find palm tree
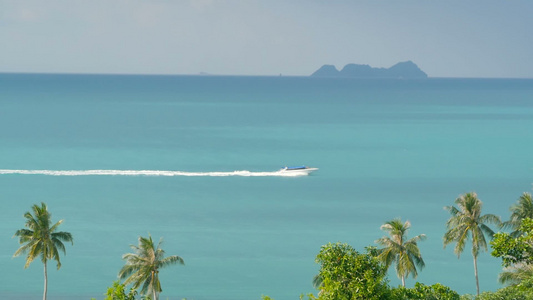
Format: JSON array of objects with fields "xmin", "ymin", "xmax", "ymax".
[
  {"xmin": 119, "ymin": 234, "xmax": 184, "ymax": 300},
  {"xmin": 13, "ymin": 202, "xmax": 74, "ymax": 300},
  {"xmin": 375, "ymin": 218, "xmax": 426, "ymax": 287},
  {"xmin": 443, "ymin": 192, "xmax": 501, "ymax": 295},
  {"xmin": 504, "ymin": 192, "xmax": 533, "ymax": 237},
  {"xmin": 498, "ymin": 263, "xmax": 533, "ymax": 286}
]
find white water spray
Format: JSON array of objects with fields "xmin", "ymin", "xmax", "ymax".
[{"xmin": 0, "ymin": 169, "xmax": 310, "ymax": 177}]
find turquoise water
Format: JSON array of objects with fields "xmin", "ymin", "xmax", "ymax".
[{"xmin": 1, "ymin": 74, "xmax": 532, "ymax": 299}]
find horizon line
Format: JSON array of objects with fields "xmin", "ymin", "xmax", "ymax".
[{"xmin": 1, "ymin": 71, "xmax": 532, "ymax": 80}]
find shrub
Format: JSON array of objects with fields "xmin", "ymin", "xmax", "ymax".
[
  {"xmin": 314, "ymin": 242, "xmax": 390, "ymax": 300},
  {"xmin": 390, "ymin": 282, "xmax": 460, "ymax": 300}
]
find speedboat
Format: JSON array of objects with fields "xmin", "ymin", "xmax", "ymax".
[{"xmin": 279, "ymin": 166, "xmax": 318, "ymax": 175}]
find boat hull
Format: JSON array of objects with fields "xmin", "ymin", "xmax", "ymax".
[{"xmin": 279, "ymin": 167, "xmax": 318, "ymax": 175}]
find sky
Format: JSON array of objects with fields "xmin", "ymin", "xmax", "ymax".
[{"xmin": 1, "ymin": 0, "xmax": 532, "ymax": 78}]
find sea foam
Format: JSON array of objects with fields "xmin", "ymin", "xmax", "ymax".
[{"xmin": 0, "ymin": 169, "xmax": 308, "ymax": 177}]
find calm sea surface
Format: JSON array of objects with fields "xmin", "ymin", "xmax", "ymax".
[{"xmin": 1, "ymin": 74, "xmax": 532, "ymax": 299}]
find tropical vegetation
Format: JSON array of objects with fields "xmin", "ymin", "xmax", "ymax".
[
  {"xmin": 375, "ymin": 218, "xmax": 426, "ymax": 287},
  {"xmin": 13, "ymin": 202, "xmax": 74, "ymax": 300},
  {"xmin": 390, "ymin": 282, "xmax": 460, "ymax": 300},
  {"xmin": 312, "ymin": 242, "xmax": 390, "ymax": 300},
  {"xmin": 12, "ymin": 191, "xmax": 533, "ymax": 299},
  {"xmin": 469, "ymin": 277, "xmax": 533, "ymax": 300},
  {"xmin": 101, "ymin": 280, "xmax": 137, "ymax": 300},
  {"xmin": 491, "ymin": 218, "xmax": 533, "ymax": 268},
  {"xmin": 503, "ymin": 192, "xmax": 533, "ymax": 237},
  {"xmin": 443, "ymin": 192, "xmax": 501, "ymax": 295},
  {"xmin": 118, "ymin": 234, "xmax": 184, "ymax": 300},
  {"xmin": 295, "ymin": 242, "xmax": 459, "ymax": 300},
  {"xmin": 491, "ymin": 217, "xmax": 533, "ymax": 287}
]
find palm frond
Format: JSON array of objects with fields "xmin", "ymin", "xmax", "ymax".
[
  {"xmin": 480, "ymin": 214, "xmax": 501, "ymax": 228},
  {"xmin": 52, "ymin": 238, "xmax": 67, "ymax": 255},
  {"xmin": 140, "ymin": 274, "xmax": 153, "ymax": 295},
  {"xmin": 505, "ymin": 193, "xmax": 533, "ymax": 236},
  {"xmin": 119, "ymin": 264, "xmax": 138, "ymax": 280},
  {"xmin": 444, "ymin": 205, "xmax": 460, "ymax": 216},
  {"xmin": 498, "ymin": 263, "xmax": 533, "ymax": 285},
  {"xmin": 407, "ymin": 234, "xmax": 426, "ymax": 244},
  {"xmin": 13, "ymin": 240, "xmax": 36, "ymax": 257},
  {"xmin": 376, "ymin": 218, "xmax": 425, "ymax": 284},
  {"xmin": 52, "ymin": 230, "xmax": 73, "ymax": 243},
  {"xmin": 478, "ymin": 223, "xmax": 496, "ymax": 240},
  {"xmin": 28, "ymin": 238, "xmax": 44, "ymax": 267},
  {"xmin": 49, "ymin": 219, "xmax": 64, "ymax": 233},
  {"xmin": 13, "ymin": 202, "xmax": 73, "ymax": 276},
  {"xmin": 119, "ymin": 234, "xmax": 184, "ymax": 299},
  {"xmin": 444, "ymin": 192, "xmax": 503, "ymax": 297},
  {"xmin": 14, "ymin": 228, "xmax": 34, "ymax": 238},
  {"xmin": 312, "ymin": 274, "xmax": 323, "ymax": 289},
  {"xmin": 51, "ymin": 243, "xmax": 62, "ymax": 269},
  {"xmin": 159, "ymin": 255, "xmax": 184, "ymax": 267}
]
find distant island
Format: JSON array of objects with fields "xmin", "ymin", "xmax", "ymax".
[{"xmin": 311, "ymin": 61, "xmax": 428, "ymax": 79}]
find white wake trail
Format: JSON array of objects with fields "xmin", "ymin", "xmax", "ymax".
[{"xmin": 0, "ymin": 169, "xmax": 308, "ymax": 177}]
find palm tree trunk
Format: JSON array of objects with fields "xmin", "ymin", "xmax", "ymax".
[
  {"xmin": 401, "ymin": 275, "xmax": 405, "ymax": 287},
  {"xmin": 43, "ymin": 260, "xmax": 48, "ymax": 300},
  {"xmin": 473, "ymin": 255, "xmax": 480, "ymax": 295},
  {"xmin": 151, "ymin": 271, "xmax": 157, "ymax": 300}
]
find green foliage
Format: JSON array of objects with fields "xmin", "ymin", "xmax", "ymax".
[
  {"xmin": 13, "ymin": 202, "xmax": 74, "ymax": 300},
  {"xmin": 105, "ymin": 280, "xmax": 137, "ymax": 300},
  {"xmin": 443, "ymin": 193, "xmax": 500, "ymax": 259},
  {"xmin": 504, "ymin": 192, "xmax": 533, "ymax": 237},
  {"xmin": 300, "ymin": 293, "xmax": 317, "ymax": 300},
  {"xmin": 443, "ymin": 192, "xmax": 501, "ymax": 295},
  {"xmin": 375, "ymin": 218, "xmax": 426, "ymax": 286},
  {"xmin": 390, "ymin": 282, "xmax": 460, "ymax": 300},
  {"xmin": 491, "ymin": 232, "xmax": 527, "ymax": 267},
  {"xmin": 364, "ymin": 246, "xmax": 379, "ymax": 257},
  {"xmin": 119, "ymin": 234, "xmax": 184, "ymax": 300},
  {"xmin": 497, "ymin": 263, "xmax": 533, "ymax": 285},
  {"xmin": 13, "ymin": 202, "xmax": 74, "ymax": 269},
  {"xmin": 314, "ymin": 242, "xmax": 390, "ymax": 300},
  {"xmin": 474, "ymin": 281, "xmax": 533, "ymax": 300},
  {"xmin": 491, "ymin": 218, "xmax": 533, "ymax": 267}
]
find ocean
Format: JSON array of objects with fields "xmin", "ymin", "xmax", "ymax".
[{"xmin": 1, "ymin": 74, "xmax": 532, "ymax": 299}]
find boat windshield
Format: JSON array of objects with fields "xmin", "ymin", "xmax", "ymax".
[{"xmin": 286, "ymin": 166, "xmax": 306, "ymax": 170}]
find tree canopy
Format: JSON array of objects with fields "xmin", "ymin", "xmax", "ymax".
[
  {"xmin": 504, "ymin": 192, "xmax": 533, "ymax": 237},
  {"xmin": 443, "ymin": 192, "xmax": 501, "ymax": 295},
  {"xmin": 375, "ymin": 218, "xmax": 426, "ymax": 286},
  {"xmin": 492, "ymin": 218, "xmax": 533, "ymax": 267},
  {"xmin": 13, "ymin": 202, "xmax": 73, "ymax": 300},
  {"xmin": 313, "ymin": 242, "xmax": 390, "ymax": 300},
  {"xmin": 118, "ymin": 234, "xmax": 184, "ymax": 300}
]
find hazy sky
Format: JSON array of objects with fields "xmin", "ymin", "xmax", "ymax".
[{"xmin": 1, "ymin": 0, "xmax": 532, "ymax": 77}]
